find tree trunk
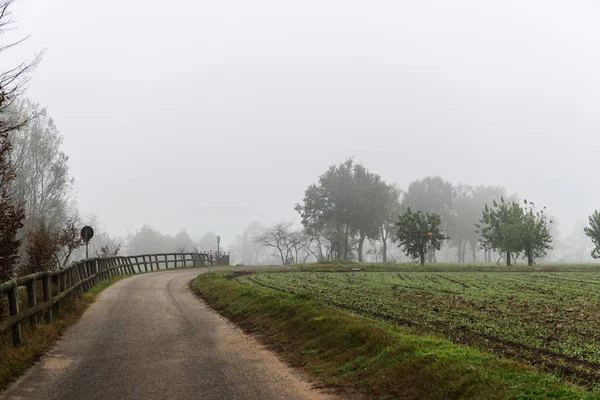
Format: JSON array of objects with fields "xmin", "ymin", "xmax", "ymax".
[
  {"xmin": 462, "ymin": 242, "xmax": 467, "ymax": 264},
  {"xmin": 506, "ymin": 251, "xmax": 512, "ymax": 266},
  {"xmin": 343, "ymin": 226, "xmax": 349, "ymax": 260},
  {"xmin": 278, "ymin": 247, "xmax": 286, "ymax": 265},
  {"xmin": 457, "ymin": 239, "xmax": 462, "ymax": 263},
  {"xmin": 472, "ymin": 244, "xmax": 476, "ymax": 263},
  {"xmin": 315, "ymin": 236, "xmax": 324, "ymax": 262},
  {"xmin": 382, "ymin": 238, "xmax": 387, "ymax": 263},
  {"xmin": 357, "ymin": 233, "xmax": 366, "ymax": 263},
  {"xmin": 420, "ymin": 252, "xmax": 425, "ymax": 266}
]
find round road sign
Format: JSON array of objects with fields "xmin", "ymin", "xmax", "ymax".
[{"xmin": 81, "ymin": 226, "xmax": 94, "ymax": 242}]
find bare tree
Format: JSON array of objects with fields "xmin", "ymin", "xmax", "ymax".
[
  {"xmin": 255, "ymin": 221, "xmax": 318, "ymax": 265},
  {"xmin": 24, "ymin": 217, "xmax": 56, "ymax": 274},
  {"xmin": 0, "ymin": 0, "xmax": 43, "ymax": 134},
  {"xmin": 55, "ymin": 213, "xmax": 84, "ymax": 267},
  {"xmin": 0, "ymin": 120, "xmax": 23, "ymax": 280},
  {"xmin": 11, "ymin": 100, "xmax": 74, "ymax": 236},
  {"xmin": 98, "ymin": 242, "xmax": 122, "ymax": 258},
  {"xmin": 256, "ymin": 221, "xmax": 296, "ymax": 265},
  {"xmin": 0, "ymin": 0, "xmax": 41, "ymax": 282}
]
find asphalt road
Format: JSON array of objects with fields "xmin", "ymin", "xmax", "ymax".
[{"xmin": 1, "ymin": 267, "xmax": 333, "ymax": 400}]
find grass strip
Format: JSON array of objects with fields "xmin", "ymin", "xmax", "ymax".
[
  {"xmin": 0, "ymin": 275, "xmax": 130, "ymax": 391},
  {"xmin": 192, "ymin": 271, "xmax": 599, "ymax": 400}
]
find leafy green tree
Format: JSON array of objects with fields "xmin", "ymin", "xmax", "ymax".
[
  {"xmin": 296, "ymin": 159, "xmax": 394, "ymax": 262},
  {"xmin": 584, "ymin": 211, "xmax": 600, "ymax": 259},
  {"xmin": 295, "ymin": 159, "xmax": 355, "ymax": 260},
  {"xmin": 477, "ymin": 198, "xmax": 552, "ymax": 266},
  {"xmin": 402, "ymin": 176, "xmax": 453, "ymax": 262},
  {"xmin": 402, "ymin": 176, "xmax": 453, "ymax": 217},
  {"xmin": 351, "ymin": 163, "xmax": 397, "ymax": 262},
  {"xmin": 395, "ymin": 208, "xmax": 446, "ymax": 266},
  {"xmin": 476, "ymin": 198, "xmax": 523, "ymax": 266},
  {"xmin": 519, "ymin": 202, "xmax": 553, "ymax": 266}
]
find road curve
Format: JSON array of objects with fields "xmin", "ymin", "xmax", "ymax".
[{"xmin": 1, "ymin": 267, "xmax": 334, "ymax": 400}]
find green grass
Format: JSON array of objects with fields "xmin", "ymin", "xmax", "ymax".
[
  {"xmin": 192, "ymin": 271, "xmax": 599, "ymax": 399},
  {"xmin": 0, "ymin": 275, "xmax": 130, "ymax": 391},
  {"xmin": 240, "ymin": 268, "xmax": 600, "ymax": 387}
]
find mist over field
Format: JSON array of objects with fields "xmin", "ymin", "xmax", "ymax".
[
  {"xmin": 4, "ymin": 0, "xmax": 600, "ymax": 265},
  {"xmin": 7, "ymin": 4, "xmax": 600, "ymax": 397}
]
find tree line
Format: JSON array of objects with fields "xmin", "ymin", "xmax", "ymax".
[{"xmin": 251, "ymin": 158, "xmax": 600, "ymax": 267}]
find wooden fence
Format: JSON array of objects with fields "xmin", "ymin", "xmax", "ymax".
[{"xmin": 0, "ymin": 252, "xmax": 213, "ymax": 346}]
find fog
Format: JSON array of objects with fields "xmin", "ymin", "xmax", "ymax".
[{"xmin": 6, "ymin": 0, "xmax": 600, "ymax": 260}]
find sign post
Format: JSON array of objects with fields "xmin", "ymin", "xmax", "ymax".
[{"xmin": 81, "ymin": 226, "xmax": 94, "ymax": 259}]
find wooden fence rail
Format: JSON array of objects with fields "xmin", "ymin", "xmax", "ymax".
[{"xmin": 0, "ymin": 252, "xmax": 213, "ymax": 346}]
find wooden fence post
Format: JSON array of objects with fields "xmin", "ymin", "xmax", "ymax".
[
  {"xmin": 43, "ymin": 276, "xmax": 52, "ymax": 323},
  {"xmin": 66, "ymin": 268, "xmax": 72, "ymax": 290},
  {"xmin": 80, "ymin": 263, "xmax": 86, "ymax": 291},
  {"xmin": 88, "ymin": 260, "xmax": 93, "ymax": 284},
  {"xmin": 8, "ymin": 285, "xmax": 21, "ymax": 346},
  {"xmin": 120, "ymin": 258, "xmax": 125, "ymax": 275},
  {"xmin": 93, "ymin": 260, "xmax": 99, "ymax": 284},
  {"xmin": 79, "ymin": 263, "xmax": 86, "ymax": 291},
  {"xmin": 62, "ymin": 271, "xmax": 67, "ymax": 296},
  {"xmin": 26, "ymin": 279, "xmax": 37, "ymax": 327},
  {"xmin": 131, "ymin": 257, "xmax": 137, "ymax": 274},
  {"xmin": 55, "ymin": 272, "xmax": 62, "ymax": 318},
  {"xmin": 88, "ymin": 260, "xmax": 94, "ymax": 286}
]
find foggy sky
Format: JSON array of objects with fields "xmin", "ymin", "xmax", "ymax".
[{"xmin": 6, "ymin": 0, "xmax": 600, "ymax": 245}]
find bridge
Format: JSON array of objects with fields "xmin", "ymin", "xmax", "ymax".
[{"xmin": 0, "ymin": 254, "xmax": 328, "ymax": 400}]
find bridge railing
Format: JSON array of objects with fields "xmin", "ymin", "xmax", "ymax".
[{"xmin": 0, "ymin": 252, "xmax": 212, "ymax": 347}]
